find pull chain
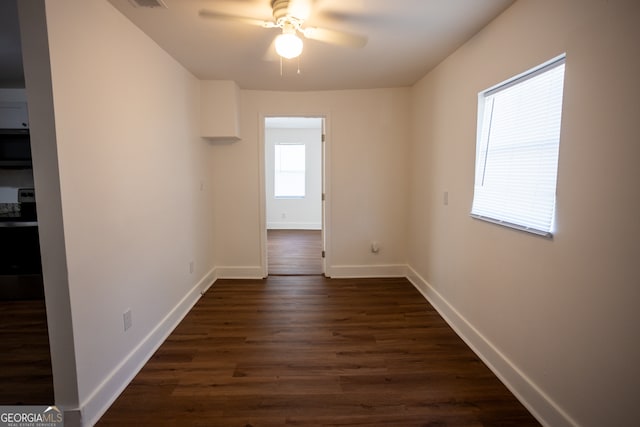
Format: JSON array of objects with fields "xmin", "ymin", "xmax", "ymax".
[{"xmin": 278, "ymin": 57, "xmax": 302, "ymax": 77}]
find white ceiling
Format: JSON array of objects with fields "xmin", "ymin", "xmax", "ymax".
[{"xmin": 107, "ymin": 0, "xmax": 515, "ymax": 91}]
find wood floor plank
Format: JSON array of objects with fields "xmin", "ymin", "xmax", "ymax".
[
  {"xmin": 98, "ymin": 276, "xmax": 540, "ymax": 426},
  {"xmin": 0, "ymin": 299, "xmax": 54, "ymax": 405},
  {"xmin": 268, "ymin": 229, "xmax": 323, "ymax": 275}
]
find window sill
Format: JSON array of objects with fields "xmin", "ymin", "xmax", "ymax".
[{"xmin": 470, "ymin": 213, "xmax": 553, "ymax": 239}]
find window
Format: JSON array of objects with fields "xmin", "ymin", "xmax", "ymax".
[
  {"xmin": 274, "ymin": 143, "xmax": 306, "ymax": 198},
  {"xmin": 471, "ymin": 55, "xmax": 566, "ymax": 237}
]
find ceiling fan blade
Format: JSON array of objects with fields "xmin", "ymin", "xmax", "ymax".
[
  {"xmin": 263, "ymin": 37, "xmax": 280, "ymax": 62},
  {"xmin": 198, "ymin": 9, "xmax": 275, "ymax": 28},
  {"xmin": 302, "ymin": 27, "xmax": 368, "ymax": 48}
]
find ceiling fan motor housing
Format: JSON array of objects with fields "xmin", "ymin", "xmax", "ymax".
[
  {"xmin": 271, "ymin": 0, "xmax": 291, "ymax": 22},
  {"xmin": 271, "ymin": 0, "xmax": 306, "ymax": 35}
]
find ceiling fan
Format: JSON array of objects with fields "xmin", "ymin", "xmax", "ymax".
[{"xmin": 198, "ymin": 0, "xmax": 368, "ymax": 60}]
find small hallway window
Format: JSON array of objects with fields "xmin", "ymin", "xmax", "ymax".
[{"xmin": 274, "ymin": 143, "xmax": 306, "ymax": 198}]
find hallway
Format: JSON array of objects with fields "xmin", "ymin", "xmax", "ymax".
[{"xmin": 267, "ymin": 229, "xmax": 323, "ymax": 275}]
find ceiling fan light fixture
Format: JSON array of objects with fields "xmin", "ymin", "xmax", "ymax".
[{"xmin": 275, "ymin": 32, "xmax": 303, "ymax": 59}]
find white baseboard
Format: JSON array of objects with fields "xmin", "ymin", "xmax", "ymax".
[
  {"xmin": 78, "ymin": 262, "xmax": 574, "ymax": 427},
  {"xmin": 327, "ymin": 264, "xmax": 407, "ymax": 278},
  {"xmin": 405, "ymin": 266, "xmax": 577, "ymax": 427},
  {"xmin": 200, "ymin": 268, "xmax": 218, "ymax": 294},
  {"xmin": 62, "ymin": 410, "xmax": 81, "ymax": 427},
  {"xmin": 267, "ymin": 222, "xmax": 322, "ymax": 230},
  {"xmin": 81, "ymin": 267, "xmax": 217, "ymax": 426},
  {"xmin": 213, "ymin": 264, "xmax": 406, "ymax": 279},
  {"xmin": 213, "ymin": 266, "xmax": 265, "ymax": 279}
]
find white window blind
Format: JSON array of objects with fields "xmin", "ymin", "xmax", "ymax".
[
  {"xmin": 274, "ymin": 143, "xmax": 306, "ymax": 198},
  {"xmin": 471, "ymin": 56, "xmax": 566, "ymax": 237}
]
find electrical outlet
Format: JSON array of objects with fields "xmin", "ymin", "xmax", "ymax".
[
  {"xmin": 123, "ymin": 309, "xmax": 132, "ymax": 332},
  {"xmin": 443, "ymin": 191, "xmax": 449, "ymax": 206},
  {"xmin": 281, "ymin": 212, "xmax": 286, "ymax": 219},
  {"xmin": 189, "ymin": 261, "xmax": 194, "ymax": 274}
]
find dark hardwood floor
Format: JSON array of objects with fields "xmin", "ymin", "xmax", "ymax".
[
  {"xmin": 267, "ymin": 229, "xmax": 323, "ymax": 275},
  {"xmin": 98, "ymin": 276, "xmax": 540, "ymax": 426},
  {"xmin": 0, "ymin": 298, "xmax": 54, "ymax": 405}
]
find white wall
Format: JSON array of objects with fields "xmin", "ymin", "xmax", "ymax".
[
  {"xmin": 407, "ymin": 0, "xmax": 640, "ymax": 426},
  {"xmin": 18, "ymin": 0, "xmax": 80, "ymax": 417},
  {"xmin": 210, "ymin": 89, "xmax": 410, "ymax": 278},
  {"xmin": 19, "ymin": 0, "xmax": 639, "ymax": 425},
  {"xmin": 20, "ymin": 0, "xmax": 216, "ymax": 424},
  {"xmin": 265, "ymin": 125, "xmax": 322, "ymax": 230}
]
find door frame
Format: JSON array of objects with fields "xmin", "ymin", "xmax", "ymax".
[{"xmin": 258, "ymin": 113, "xmax": 330, "ymax": 277}]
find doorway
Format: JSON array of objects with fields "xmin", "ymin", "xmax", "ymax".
[
  {"xmin": 0, "ymin": 0, "xmax": 54, "ymax": 405},
  {"xmin": 264, "ymin": 116, "xmax": 324, "ymax": 276}
]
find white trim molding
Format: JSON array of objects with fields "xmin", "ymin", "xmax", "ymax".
[
  {"xmin": 327, "ymin": 264, "xmax": 407, "ymax": 278},
  {"xmin": 405, "ymin": 266, "xmax": 578, "ymax": 427},
  {"xmin": 267, "ymin": 222, "xmax": 322, "ymax": 230},
  {"xmin": 82, "ymin": 267, "xmax": 217, "ymax": 426},
  {"xmin": 80, "ymin": 263, "xmax": 577, "ymax": 427},
  {"xmin": 213, "ymin": 266, "xmax": 266, "ymax": 279}
]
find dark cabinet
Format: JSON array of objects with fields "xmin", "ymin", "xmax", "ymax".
[{"xmin": 0, "ymin": 225, "xmax": 42, "ymax": 275}]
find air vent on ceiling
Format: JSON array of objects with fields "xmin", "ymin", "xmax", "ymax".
[{"xmin": 128, "ymin": 0, "xmax": 167, "ymax": 8}]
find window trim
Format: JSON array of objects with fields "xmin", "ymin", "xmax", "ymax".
[
  {"xmin": 274, "ymin": 142, "xmax": 306, "ymax": 199},
  {"xmin": 469, "ymin": 213, "xmax": 554, "ymax": 238},
  {"xmin": 470, "ymin": 54, "xmax": 566, "ymax": 238},
  {"xmin": 484, "ymin": 55, "xmax": 566, "ymax": 97}
]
